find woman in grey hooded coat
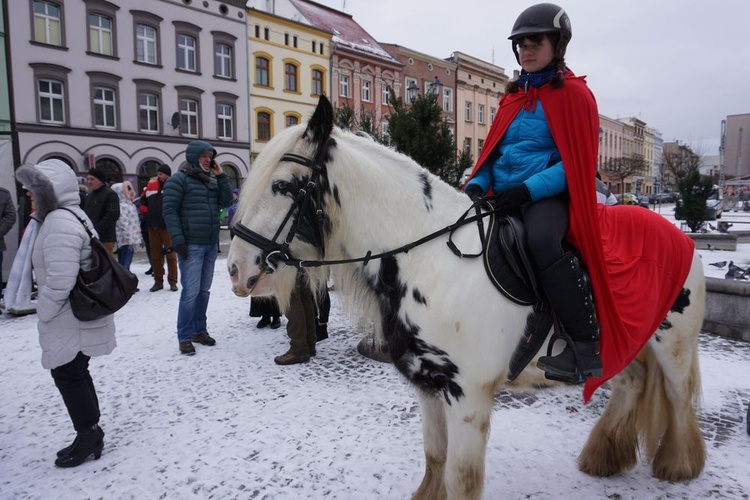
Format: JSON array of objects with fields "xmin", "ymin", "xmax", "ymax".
[{"xmin": 16, "ymin": 159, "xmax": 116, "ymax": 468}]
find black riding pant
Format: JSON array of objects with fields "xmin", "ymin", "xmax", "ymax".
[
  {"xmin": 50, "ymin": 351, "xmax": 101, "ymax": 431},
  {"xmin": 520, "ymin": 193, "xmax": 569, "ymax": 271}
]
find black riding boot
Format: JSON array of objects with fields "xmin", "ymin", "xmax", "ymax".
[
  {"xmin": 54, "ymin": 424, "xmax": 104, "ymax": 467},
  {"xmin": 536, "ymin": 252, "xmax": 603, "ymax": 381},
  {"xmin": 57, "ymin": 424, "xmax": 104, "ymax": 458}
]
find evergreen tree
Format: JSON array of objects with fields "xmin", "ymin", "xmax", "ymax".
[{"xmin": 675, "ymin": 169, "xmax": 713, "ymax": 233}]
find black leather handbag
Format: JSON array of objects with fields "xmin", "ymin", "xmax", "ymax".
[{"xmin": 62, "ymin": 208, "xmax": 139, "ymax": 321}]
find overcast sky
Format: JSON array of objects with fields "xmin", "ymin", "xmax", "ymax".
[{"xmin": 314, "ymin": 0, "xmax": 750, "ymax": 156}]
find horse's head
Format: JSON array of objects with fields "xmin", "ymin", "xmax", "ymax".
[{"xmin": 227, "ymin": 95, "xmax": 335, "ymax": 310}]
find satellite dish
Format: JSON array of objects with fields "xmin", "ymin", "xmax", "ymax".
[{"xmin": 170, "ymin": 112, "xmax": 180, "ymax": 129}]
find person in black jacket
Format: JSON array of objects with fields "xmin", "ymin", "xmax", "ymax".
[
  {"xmin": 83, "ymin": 169, "xmax": 120, "ymax": 254},
  {"xmin": 142, "ymin": 164, "xmax": 178, "ymax": 292}
]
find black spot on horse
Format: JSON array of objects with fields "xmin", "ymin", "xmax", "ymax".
[
  {"xmin": 658, "ymin": 318, "xmax": 673, "ymax": 332},
  {"xmin": 332, "ymin": 184, "xmax": 341, "ymax": 207},
  {"xmin": 670, "ymin": 288, "xmax": 691, "ymax": 315},
  {"xmin": 362, "ymin": 256, "xmax": 463, "ymax": 404},
  {"xmin": 412, "ymin": 288, "xmax": 427, "ymax": 305}
]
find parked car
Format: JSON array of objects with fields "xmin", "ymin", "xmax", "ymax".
[
  {"xmin": 621, "ymin": 193, "xmax": 649, "ymax": 207},
  {"xmin": 649, "ymin": 192, "xmax": 677, "ymax": 204},
  {"xmin": 705, "ymin": 185, "xmax": 723, "ymax": 220}
]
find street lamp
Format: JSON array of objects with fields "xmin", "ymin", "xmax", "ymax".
[
  {"xmin": 406, "ymin": 81, "xmax": 419, "ymax": 104},
  {"xmin": 428, "ymin": 76, "xmax": 442, "ymax": 96}
]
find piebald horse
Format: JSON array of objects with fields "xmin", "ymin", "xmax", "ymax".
[{"xmin": 227, "ymin": 96, "xmax": 706, "ymax": 499}]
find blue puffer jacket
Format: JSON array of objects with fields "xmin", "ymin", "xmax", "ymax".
[
  {"xmin": 466, "ymin": 100, "xmax": 567, "ymax": 202},
  {"xmin": 163, "ymin": 141, "xmax": 232, "ymax": 246}
]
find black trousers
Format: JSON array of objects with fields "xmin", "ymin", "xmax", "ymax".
[
  {"xmin": 521, "ymin": 193, "xmax": 569, "ymax": 271},
  {"xmin": 50, "ymin": 352, "xmax": 100, "ymax": 431},
  {"xmin": 315, "ymin": 288, "xmax": 330, "ymax": 324}
]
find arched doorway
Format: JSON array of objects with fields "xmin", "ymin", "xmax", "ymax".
[
  {"xmin": 137, "ymin": 160, "xmax": 163, "ymax": 194},
  {"xmin": 93, "ymin": 157, "xmax": 123, "ymax": 184}
]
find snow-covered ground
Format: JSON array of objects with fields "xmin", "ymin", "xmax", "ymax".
[{"xmin": 1, "ymin": 205, "xmax": 749, "ymax": 499}]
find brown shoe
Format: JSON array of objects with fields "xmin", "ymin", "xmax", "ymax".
[
  {"xmin": 150, "ymin": 283, "xmax": 163, "ymax": 292},
  {"xmin": 192, "ymin": 332, "xmax": 216, "ymax": 346},
  {"xmin": 274, "ymin": 350, "xmax": 310, "ymax": 365},
  {"xmin": 170, "ymin": 284, "xmax": 178, "ymax": 292},
  {"xmin": 179, "ymin": 341, "xmax": 195, "ymax": 355}
]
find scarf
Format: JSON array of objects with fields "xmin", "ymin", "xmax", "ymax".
[
  {"xmin": 181, "ymin": 164, "xmax": 216, "ymax": 189},
  {"xmin": 4, "ymin": 219, "xmax": 39, "ymax": 315}
]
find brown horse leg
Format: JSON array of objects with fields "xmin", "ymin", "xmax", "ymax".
[
  {"xmin": 579, "ymin": 360, "xmax": 644, "ymax": 477},
  {"xmin": 412, "ymin": 393, "xmax": 447, "ymax": 500}
]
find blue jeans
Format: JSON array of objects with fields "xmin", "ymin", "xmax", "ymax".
[
  {"xmin": 117, "ymin": 245, "xmax": 134, "ymax": 270},
  {"xmin": 176, "ymin": 244, "xmax": 218, "ymax": 342}
]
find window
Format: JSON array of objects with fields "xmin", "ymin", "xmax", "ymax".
[
  {"xmin": 312, "ymin": 41, "xmax": 317, "ymax": 53},
  {"xmin": 138, "ymin": 92, "xmax": 159, "ymax": 132},
  {"xmin": 285, "ymin": 115, "xmax": 299, "ymax": 128},
  {"xmin": 254, "ymin": 25, "xmax": 260, "ymax": 38},
  {"xmin": 463, "ymin": 137, "xmax": 472, "ymax": 154},
  {"xmin": 177, "ymin": 34, "xmax": 197, "ymax": 71},
  {"xmin": 478, "ymin": 104, "xmax": 485, "ymax": 124},
  {"xmin": 478, "ymin": 138, "xmax": 484, "ymax": 158},
  {"xmin": 382, "ymin": 83, "xmax": 391, "ymax": 105},
  {"xmin": 490, "ymin": 107, "xmax": 496, "ymax": 124},
  {"xmin": 93, "ymin": 86, "xmax": 116, "ymax": 128},
  {"xmin": 32, "ymin": 62, "xmax": 70, "ymax": 125},
  {"xmin": 255, "ymin": 57, "xmax": 270, "ymax": 87},
  {"xmin": 135, "ymin": 78, "xmax": 163, "ymax": 133},
  {"xmin": 88, "ymin": 13, "xmax": 114, "ymax": 55},
  {"xmin": 33, "ymin": 0, "xmax": 63, "ymax": 46},
  {"xmin": 257, "ymin": 112, "xmax": 271, "ymax": 141},
  {"xmin": 312, "ymin": 69, "xmax": 323, "ymax": 96},
  {"xmin": 38, "ymin": 79, "xmax": 65, "ymax": 123},
  {"xmin": 284, "ymin": 63, "xmax": 298, "ymax": 92},
  {"xmin": 214, "ymin": 42, "xmax": 233, "ymax": 78},
  {"xmin": 464, "ymin": 101, "xmax": 472, "ymax": 122},
  {"xmin": 135, "ymin": 24, "xmax": 158, "ymax": 64},
  {"xmin": 362, "ymin": 80, "xmax": 371, "ymax": 102},
  {"xmin": 340, "ymin": 74, "xmax": 349, "ymax": 98},
  {"xmin": 264, "ymin": 27, "xmax": 269, "ymax": 40},
  {"xmin": 179, "ymin": 98, "xmax": 199, "ymax": 136},
  {"xmin": 284, "ymin": 33, "xmax": 289, "ymax": 46},
  {"xmin": 443, "ymin": 88, "xmax": 453, "ymax": 112},
  {"xmin": 293, "ymin": 35, "xmax": 298, "ymax": 48},
  {"xmin": 217, "ymin": 104, "xmax": 233, "ymax": 140}
]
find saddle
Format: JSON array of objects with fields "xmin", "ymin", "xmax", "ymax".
[{"xmin": 481, "ymin": 209, "xmax": 554, "ymax": 381}]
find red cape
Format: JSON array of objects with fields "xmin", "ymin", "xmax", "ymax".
[{"xmin": 468, "ymin": 72, "xmax": 695, "ymax": 401}]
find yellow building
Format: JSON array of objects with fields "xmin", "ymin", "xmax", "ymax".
[{"xmin": 247, "ymin": 9, "xmax": 333, "ymax": 161}]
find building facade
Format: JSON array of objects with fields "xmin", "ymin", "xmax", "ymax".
[
  {"xmin": 381, "ymin": 43, "xmax": 457, "ymax": 139},
  {"xmin": 724, "ymin": 113, "xmax": 750, "ymax": 180},
  {"xmin": 447, "ymin": 52, "xmax": 508, "ymax": 165},
  {"xmin": 7, "ymin": 0, "xmax": 250, "ymax": 197},
  {"xmin": 247, "ymin": 7, "xmax": 332, "ymax": 160}
]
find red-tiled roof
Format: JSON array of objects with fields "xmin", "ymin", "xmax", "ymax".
[{"xmin": 289, "ymin": 0, "xmax": 398, "ymax": 65}]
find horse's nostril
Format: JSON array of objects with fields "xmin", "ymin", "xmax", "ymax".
[
  {"xmin": 229, "ymin": 264, "xmax": 238, "ymax": 277},
  {"xmin": 254, "ymin": 255, "xmax": 262, "ymax": 266},
  {"xmin": 247, "ymin": 276, "xmax": 258, "ymax": 290}
]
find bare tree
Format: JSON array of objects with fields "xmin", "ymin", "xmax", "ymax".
[{"xmin": 600, "ymin": 155, "xmax": 648, "ymax": 203}]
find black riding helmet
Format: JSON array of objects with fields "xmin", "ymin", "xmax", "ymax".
[{"xmin": 509, "ymin": 3, "xmax": 572, "ymax": 64}]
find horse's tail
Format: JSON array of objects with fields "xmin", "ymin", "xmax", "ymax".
[{"xmin": 636, "ymin": 342, "xmax": 705, "ymax": 479}]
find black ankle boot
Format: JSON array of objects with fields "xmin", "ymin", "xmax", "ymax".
[
  {"xmin": 536, "ymin": 252, "xmax": 603, "ymax": 380},
  {"xmin": 54, "ymin": 424, "xmax": 104, "ymax": 467},
  {"xmin": 57, "ymin": 425, "xmax": 105, "ymax": 458}
]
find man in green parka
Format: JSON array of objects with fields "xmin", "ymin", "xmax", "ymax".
[{"xmin": 163, "ymin": 140, "xmax": 232, "ymax": 355}]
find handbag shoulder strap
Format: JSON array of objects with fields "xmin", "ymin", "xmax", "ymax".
[{"xmin": 59, "ymin": 207, "xmax": 95, "ymax": 239}]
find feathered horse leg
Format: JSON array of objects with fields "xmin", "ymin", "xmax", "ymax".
[{"xmin": 412, "ymin": 392, "xmax": 447, "ymax": 500}]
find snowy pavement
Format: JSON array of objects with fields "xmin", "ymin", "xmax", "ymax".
[{"xmin": 2, "ymin": 204, "xmax": 750, "ymax": 499}]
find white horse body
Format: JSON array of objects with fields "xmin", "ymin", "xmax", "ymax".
[{"xmin": 228, "ymin": 97, "xmax": 705, "ymax": 499}]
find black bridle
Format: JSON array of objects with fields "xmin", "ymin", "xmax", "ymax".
[{"xmin": 232, "ymin": 147, "xmax": 503, "ymax": 273}]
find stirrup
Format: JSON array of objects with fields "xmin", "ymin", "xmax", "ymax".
[{"xmin": 544, "ymin": 370, "xmax": 585, "ymax": 385}]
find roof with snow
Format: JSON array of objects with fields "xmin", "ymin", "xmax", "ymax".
[{"xmin": 289, "ymin": 0, "xmax": 399, "ymax": 65}]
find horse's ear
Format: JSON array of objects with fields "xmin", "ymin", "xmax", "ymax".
[{"xmin": 304, "ymin": 95, "xmax": 334, "ymax": 145}]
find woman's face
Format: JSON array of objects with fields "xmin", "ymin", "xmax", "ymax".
[{"xmin": 517, "ymin": 35, "xmax": 555, "ymax": 73}]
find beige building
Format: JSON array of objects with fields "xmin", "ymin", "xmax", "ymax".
[
  {"xmin": 723, "ymin": 113, "xmax": 750, "ymax": 180},
  {"xmin": 447, "ymin": 52, "xmax": 508, "ymax": 164},
  {"xmin": 247, "ymin": 8, "xmax": 332, "ymax": 160}
]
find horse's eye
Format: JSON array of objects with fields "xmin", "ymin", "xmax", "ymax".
[{"xmin": 272, "ymin": 180, "xmax": 290, "ymax": 195}]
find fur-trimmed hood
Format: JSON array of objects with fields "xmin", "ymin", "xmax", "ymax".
[{"xmin": 16, "ymin": 160, "xmax": 81, "ymax": 221}]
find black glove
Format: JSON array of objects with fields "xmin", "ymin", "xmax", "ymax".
[
  {"xmin": 174, "ymin": 243, "xmax": 188, "ymax": 259},
  {"xmin": 464, "ymin": 185, "xmax": 485, "ymax": 202},
  {"xmin": 493, "ymin": 185, "xmax": 531, "ymax": 212}
]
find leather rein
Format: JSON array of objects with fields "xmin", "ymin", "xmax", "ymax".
[{"xmin": 231, "ymin": 147, "xmax": 502, "ymax": 273}]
